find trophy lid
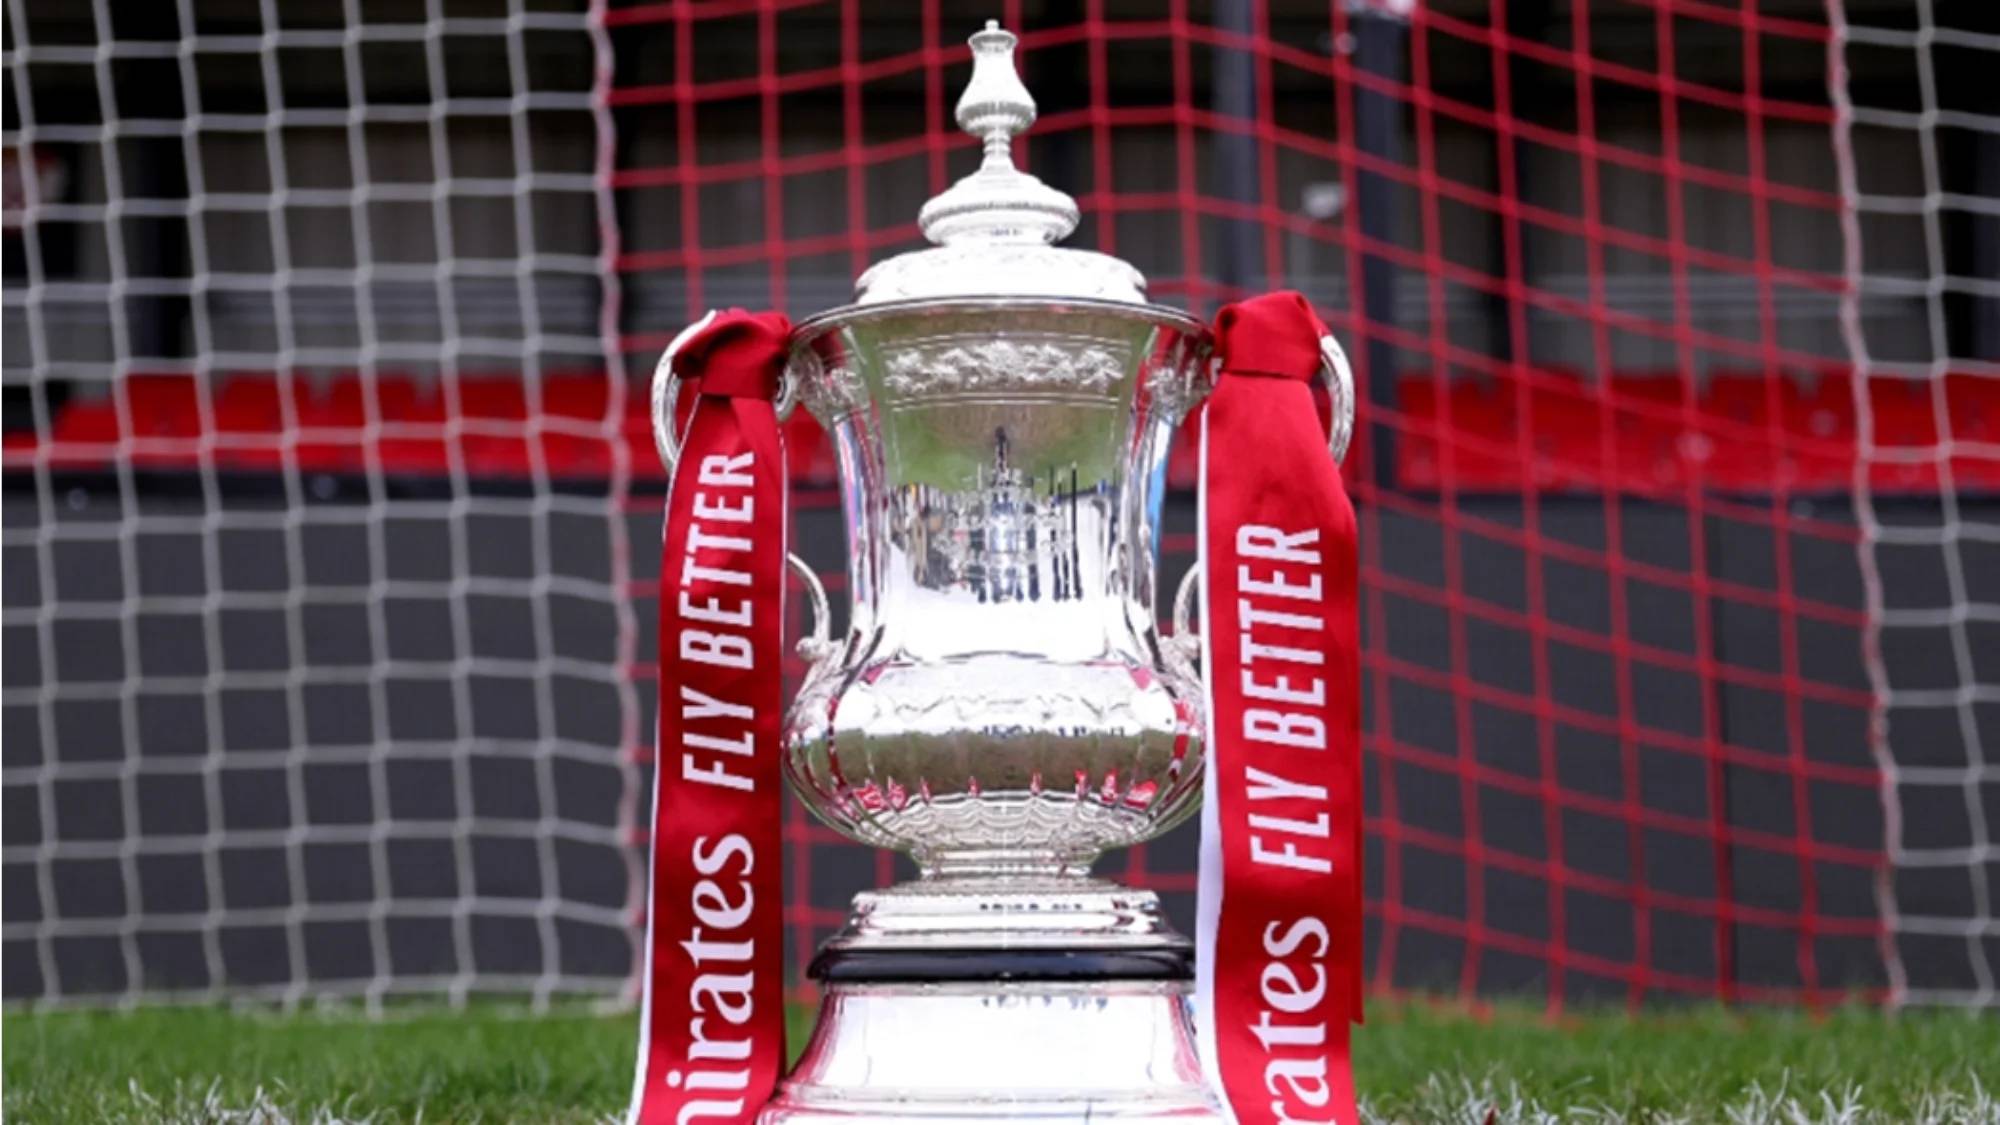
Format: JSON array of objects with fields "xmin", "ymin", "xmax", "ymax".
[{"xmin": 853, "ymin": 22, "xmax": 1148, "ymax": 306}]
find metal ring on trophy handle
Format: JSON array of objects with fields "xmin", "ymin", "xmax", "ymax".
[
  {"xmin": 1319, "ymin": 333, "xmax": 1355, "ymax": 467},
  {"xmin": 651, "ymin": 311, "xmax": 713, "ymax": 471},
  {"xmin": 650, "ymin": 311, "xmax": 798, "ymax": 472}
]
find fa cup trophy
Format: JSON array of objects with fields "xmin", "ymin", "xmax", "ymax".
[{"xmin": 630, "ymin": 22, "xmax": 1361, "ymax": 1125}]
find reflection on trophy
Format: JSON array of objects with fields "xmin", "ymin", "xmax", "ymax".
[{"xmin": 901, "ymin": 427, "xmax": 1091, "ymax": 606}]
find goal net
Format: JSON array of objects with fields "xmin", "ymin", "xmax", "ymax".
[
  {"xmin": 1831, "ymin": 0, "xmax": 1999, "ymax": 1007},
  {"xmin": 4, "ymin": 0, "xmax": 1994, "ymax": 1010}
]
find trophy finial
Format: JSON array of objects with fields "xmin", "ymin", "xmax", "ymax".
[
  {"xmin": 956, "ymin": 22, "xmax": 1036, "ymax": 156},
  {"xmin": 917, "ymin": 21, "xmax": 1079, "ymax": 247}
]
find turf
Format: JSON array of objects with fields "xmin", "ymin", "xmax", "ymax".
[{"xmin": 4, "ymin": 1000, "xmax": 1996, "ymax": 1123}]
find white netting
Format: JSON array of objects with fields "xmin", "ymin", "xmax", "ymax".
[
  {"xmin": 1832, "ymin": 0, "xmax": 2000, "ymax": 1007},
  {"xmin": 2, "ymin": 0, "xmax": 639, "ymax": 1007}
]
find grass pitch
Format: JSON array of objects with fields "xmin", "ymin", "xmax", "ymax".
[{"xmin": 4, "ymin": 1000, "xmax": 1996, "ymax": 1123}]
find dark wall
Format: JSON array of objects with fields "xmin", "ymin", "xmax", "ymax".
[{"xmin": 11, "ymin": 476, "xmax": 1989, "ymax": 1003}]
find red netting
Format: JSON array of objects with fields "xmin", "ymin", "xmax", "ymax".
[{"xmin": 597, "ymin": 0, "xmax": 1897, "ymax": 1009}]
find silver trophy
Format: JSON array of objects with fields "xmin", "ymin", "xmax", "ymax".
[{"xmin": 656, "ymin": 22, "xmax": 1351, "ymax": 1122}]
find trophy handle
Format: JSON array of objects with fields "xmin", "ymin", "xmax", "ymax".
[
  {"xmin": 653, "ymin": 317, "xmax": 827, "ymax": 660},
  {"xmin": 1319, "ymin": 332, "xmax": 1355, "ymax": 467},
  {"xmin": 1168, "ymin": 332, "xmax": 1355, "ymax": 649},
  {"xmin": 1171, "ymin": 561, "xmax": 1202, "ymax": 645},
  {"xmin": 790, "ymin": 552, "xmax": 835, "ymax": 661},
  {"xmin": 651, "ymin": 311, "xmax": 715, "ymax": 470},
  {"xmin": 650, "ymin": 311, "xmax": 800, "ymax": 470}
]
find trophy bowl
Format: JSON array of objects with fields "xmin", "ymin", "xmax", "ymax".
[{"xmin": 783, "ymin": 297, "xmax": 1211, "ymax": 881}]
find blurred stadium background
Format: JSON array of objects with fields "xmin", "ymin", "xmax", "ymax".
[{"xmin": 3, "ymin": 0, "xmax": 1996, "ymax": 1018}]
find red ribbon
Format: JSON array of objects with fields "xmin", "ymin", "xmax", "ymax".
[
  {"xmin": 630, "ymin": 309, "xmax": 793, "ymax": 1125},
  {"xmin": 1195, "ymin": 291, "xmax": 1363, "ymax": 1125}
]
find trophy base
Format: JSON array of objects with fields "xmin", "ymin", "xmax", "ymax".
[{"xmin": 760, "ymin": 880, "xmax": 1225, "ymax": 1124}]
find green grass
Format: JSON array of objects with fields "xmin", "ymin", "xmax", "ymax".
[
  {"xmin": 4, "ymin": 1000, "xmax": 1996, "ymax": 1123},
  {"xmin": 1356, "ymin": 1002, "xmax": 1998, "ymax": 1122}
]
